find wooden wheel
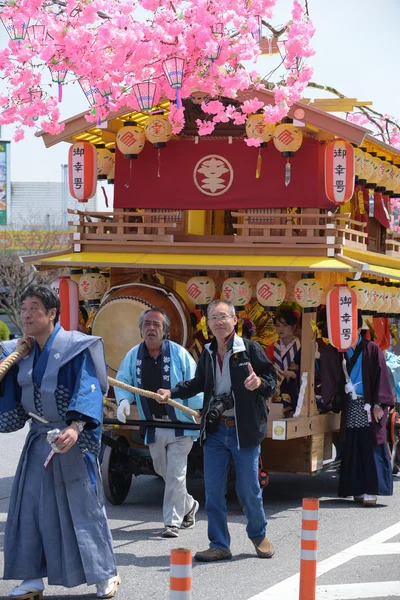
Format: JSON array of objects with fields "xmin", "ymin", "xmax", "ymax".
[{"xmin": 102, "ymin": 436, "xmax": 133, "ymax": 505}]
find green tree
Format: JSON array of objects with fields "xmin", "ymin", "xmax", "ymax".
[{"xmin": 0, "ymin": 319, "xmax": 10, "ymax": 341}]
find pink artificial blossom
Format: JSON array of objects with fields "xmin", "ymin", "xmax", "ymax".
[
  {"xmin": 196, "ymin": 119, "xmax": 216, "ymax": 136},
  {"xmin": 244, "ymin": 137, "xmax": 262, "ymax": 147},
  {"xmin": 0, "ymin": 0, "xmax": 320, "ymax": 141},
  {"xmin": 13, "ymin": 129, "xmax": 25, "ymax": 142}
]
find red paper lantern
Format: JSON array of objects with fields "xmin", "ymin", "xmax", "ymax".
[
  {"xmin": 59, "ymin": 277, "xmax": 79, "ymax": 331},
  {"xmin": 326, "ymin": 285, "xmax": 358, "ymax": 351},
  {"xmin": 325, "ymin": 140, "xmax": 355, "ymax": 205},
  {"xmin": 68, "ymin": 141, "xmax": 97, "ymax": 203}
]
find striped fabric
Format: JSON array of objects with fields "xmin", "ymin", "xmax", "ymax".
[{"xmin": 273, "ymin": 338, "xmax": 300, "ymax": 371}]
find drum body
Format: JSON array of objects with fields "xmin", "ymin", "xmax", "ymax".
[{"xmin": 92, "ymin": 282, "xmax": 191, "ymax": 373}]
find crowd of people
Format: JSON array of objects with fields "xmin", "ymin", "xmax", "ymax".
[{"xmin": 0, "ymin": 285, "xmax": 398, "ymax": 598}]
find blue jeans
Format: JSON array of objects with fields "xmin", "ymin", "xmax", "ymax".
[{"xmin": 203, "ymin": 422, "xmax": 267, "ymax": 551}]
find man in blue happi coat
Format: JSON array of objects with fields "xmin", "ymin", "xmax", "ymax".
[
  {"xmin": 115, "ymin": 307, "xmax": 203, "ymax": 538},
  {"xmin": 0, "ymin": 285, "xmax": 119, "ymax": 599}
]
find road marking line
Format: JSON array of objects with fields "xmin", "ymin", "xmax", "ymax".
[
  {"xmin": 317, "ymin": 581, "xmax": 400, "ymax": 599},
  {"xmin": 247, "ymin": 521, "xmax": 400, "ymax": 600}
]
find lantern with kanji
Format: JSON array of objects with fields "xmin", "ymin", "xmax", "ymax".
[
  {"xmin": 374, "ymin": 284, "xmax": 385, "ymax": 315},
  {"xmin": 144, "ymin": 114, "xmax": 172, "ymax": 149},
  {"xmin": 186, "ymin": 271, "xmax": 216, "ymax": 308},
  {"xmin": 59, "ymin": 277, "xmax": 79, "ymax": 331},
  {"xmin": 246, "ymin": 114, "xmax": 275, "ymax": 178},
  {"xmin": 354, "ymin": 147, "xmax": 366, "ymax": 185},
  {"xmin": 222, "ymin": 272, "xmax": 252, "ymax": 308},
  {"xmin": 246, "ymin": 114, "xmax": 275, "ymax": 146},
  {"xmin": 379, "ymin": 285, "xmax": 392, "ymax": 316},
  {"xmin": 381, "ymin": 160, "xmax": 395, "ymax": 195},
  {"xmin": 294, "ymin": 274, "xmax": 323, "ymax": 313},
  {"xmin": 116, "ymin": 121, "xmax": 145, "ymax": 159},
  {"xmin": 96, "ymin": 144, "xmax": 114, "ymax": 180},
  {"xmin": 326, "ymin": 285, "xmax": 358, "ymax": 351},
  {"xmin": 78, "ymin": 269, "xmax": 108, "ymax": 306},
  {"xmin": 362, "ymin": 151, "xmax": 375, "ymax": 182},
  {"xmin": 347, "ymin": 280, "xmax": 369, "ymax": 311},
  {"xmin": 273, "ymin": 117, "xmax": 303, "ymax": 186},
  {"xmin": 68, "ymin": 141, "xmax": 97, "ymax": 203},
  {"xmin": 324, "ymin": 140, "xmax": 355, "ymax": 205},
  {"xmin": 256, "ymin": 273, "xmax": 286, "ymax": 309},
  {"xmin": 364, "ymin": 279, "xmax": 379, "ymax": 314},
  {"xmin": 392, "ymin": 283, "xmax": 400, "ymax": 315},
  {"xmin": 365, "ymin": 153, "xmax": 384, "ymax": 217}
]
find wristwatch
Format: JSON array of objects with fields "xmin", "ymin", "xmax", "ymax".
[
  {"xmin": 73, "ymin": 420, "xmax": 85, "ymax": 433},
  {"xmin": 373, "ymin": 404, "xmax": 382, "ymax": 409}
]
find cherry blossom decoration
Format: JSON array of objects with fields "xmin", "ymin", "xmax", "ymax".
[{"xmin": 0, "ymin": 0, "xmax": 316, "ymax": 142}]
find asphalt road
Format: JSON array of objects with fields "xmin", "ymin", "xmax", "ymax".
[{"xmin": 0, "ymin": 428, "xmax": 399, "ymax": 600}]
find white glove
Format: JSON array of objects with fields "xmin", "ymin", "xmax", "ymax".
[{"xmin": 117, "ymin": 399, "xmax": 131, "ymax": 423}]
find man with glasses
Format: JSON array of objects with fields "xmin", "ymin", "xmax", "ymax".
[
  {"xmin": 158, "ymin": 300, "xmax": 277, "ymax": 562},
  {"xmin": 115, "ymin": 308, "xmax": 203, "ymax": 538}
]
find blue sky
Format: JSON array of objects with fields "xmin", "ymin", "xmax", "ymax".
[{"xmin": 1, "ymin": 0, "xmax": 399, "ymax": 182}]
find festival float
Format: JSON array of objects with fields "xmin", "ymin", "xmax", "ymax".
[{"xmin": 2, "ymin": 0, "xmax": 400, "ymax": 502}]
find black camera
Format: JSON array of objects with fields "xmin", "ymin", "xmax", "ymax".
[{"xmin": 206, "ymin": 393, "xmax": 234, "ymax": 431}]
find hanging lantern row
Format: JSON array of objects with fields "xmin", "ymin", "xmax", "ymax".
[
  {"xmin": 185, "ymin": 271, "xmax": 400, "ymax": 322},
  {"xmin": 115, "ymin": 116, "xmax": 173, "ymax": 158},
  {"xmin": 246, "ymin": 115, "xmax": 303, "ymax": 184},
  {"xmin": 326, "ymin": 142, "xmax": 400, "ymax": 212},
  {"xmin": 50, "ymin": 271, "xmax": 111, "ymax": 331},
  {"xmin": 347, "ymin": 278, "xmax": 400, "ymax": 316}
]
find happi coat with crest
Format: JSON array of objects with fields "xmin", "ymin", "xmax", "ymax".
[
  {"xmin": 0, "ymin": 324, "xmax": 117, "ymax": 587},
  {"xmin": 115, "ymin": 339, "xmax": 203, "ymax": 444}
]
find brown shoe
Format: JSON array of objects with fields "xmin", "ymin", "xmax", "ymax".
[
  {"xmin": 194, "ymin": 548, "xmax": 232, "ymax": 562},
  {"xmin": 252, "ymin": 536, "xmax": 275, "ymax": 558}
]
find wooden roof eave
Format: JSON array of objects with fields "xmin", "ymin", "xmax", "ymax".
[
  {"xmin": 35, "ymin": 105, "xmax": 134, "ymax": 148},
  {"xmin": 237, "ymin": 88, "xmax": 371, "ymax": 146},
  {"xmin": 364, "ymin": 134, "xmax": 400, "ymax": 161},
  {"xmin": 37, "ymin": 89, "xmax": 373, "ymax": 149}
]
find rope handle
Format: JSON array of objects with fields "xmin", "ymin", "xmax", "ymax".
[
  {"xmin": 0, "ymin": 348, "xmax": 201, "ymax": 420},
  {"xmin": 0, "ymin": 343, "xmax": 29, "ymax": 381},
  {"xmin": 108, "ymin": 376, "xmax": 200, "ymax": 418}
]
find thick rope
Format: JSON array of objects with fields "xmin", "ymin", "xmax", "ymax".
[
  {"xmin": 0, "ymin": 343, "xmax": 29, "ymax": 381},
  {"xmin": 108, "ymin": 376, "xmax": 200, "ymax": 418},
  {"xmin": 0, "ymin": 348, "xmax": 200, "ymax": 419}
]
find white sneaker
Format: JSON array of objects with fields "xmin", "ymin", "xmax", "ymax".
[
  {"xmin": 9, "ymin": 579, "xmax": 45, "ymax": 597},
  {"xmin": 363, "ymin": 494, "xmax": 377, "ymax": 506},
  {"xmin": 96, "ymin": 574, "xmax": 121, "ymax": 598}
]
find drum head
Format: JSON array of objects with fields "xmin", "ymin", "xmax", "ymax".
[
  {"xmin": 92, "ymin": 282, "xmax": 191, "ymax": 373},
  {"xmin": 92, "ymin": 296, "xmax": 152, "ymax": 372}
]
